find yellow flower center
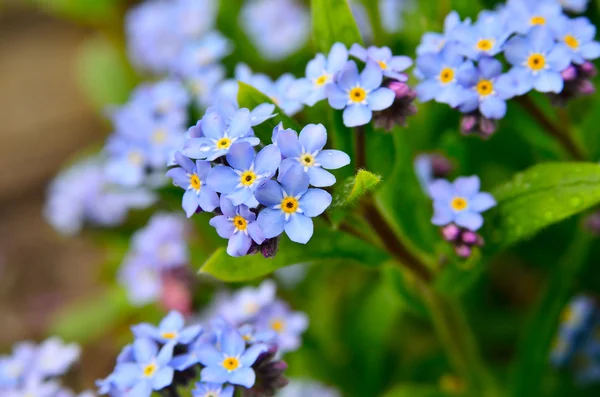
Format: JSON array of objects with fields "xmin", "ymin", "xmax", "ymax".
[
  {"xmin": 128, "ymin": 151, "xmax": 144, "ymax": 165},
  {"xmin": 561, "ymin": 307, "xmax": 574, "ymax": 323},
  {"xmin": 476, "ymin": 39, "xmax": 494, "ymax": 52},
  {"xmin": 222, "ymin": 357, "xmax": 240, "ymax": 371},
  {"xmin": 378, "ymin": 60, "xmax": 388, "ymax": 70},
  {"xmin": 530, "ymin": 16, "xmax": 546, "ymax": 25},
  {"xmin": 476, "ymin": 79, "xmax": 494, "ymax": 96},
  {"xmin": 245, "ymin": 302, "xmax": 259, "ymax": 315},
  {"xmin": 217, "ymin": 137, "xmax": 232, "ymax": 150},
  {"xmin": 242, "ymin": 334, "xmax": 252, "ymax": 341},
  {"xmin": 190, "ymin": 174, "xmax": 201, "ymax": 190},
  {"xmin": 143, "ymin": 363, "xmax": 158, "ymax": 378},
  {"xmin": 527, "ymin": 54, "xmax": 546, "ymax": 71},
  {"xmin": 240, "ymin": 171, "xmax": 256, "ymax": 186},
  {"xmin": 564, "ymin": 34, "xmax": 579, "ymax": 49},
  {"xmin": 270, "ymin": 96, "xmax": 280, "ymax": 106},
  {"xmin": 349, "ymin": 87, "xmax": 367, "ymax": 103},
  {"xmin": 439, "ymin": 67, "xmax": 455, "ymax": 84},
  {"xmin": 301, "ymin": 154, "xmax": 315, "ymax": 167},
  {"xmin": 152, "ymin": 129, "xmax": 167, "ymax": 144},
  {"xmin": 315, "ymin": 74, "xmax": 329, "ymax": 86},
  {"xmin": 161, "ymin": 332, "xmax": 177, "ymax": 340},
  {"xmin": 451, "ymin": 197, "xmax": 468, "ymax": 211},
  {"xmin": 281, "ymin": 197, "xmax": 299, "ymax": 214},
  {"xmin": 233, "ymin": 215, "xmax": 248, "ymax": 231},
  {"xmin": 271, "ymin": 319, "xmax": 286, "ymax": 333}
]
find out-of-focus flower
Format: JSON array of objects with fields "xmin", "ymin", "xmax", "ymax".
[
  {"xmin": 132, "ymin": 311, "xmax": 202, "ymax": 345},
  {"xmin": 350, "ymin": 44, "xmax": 412, "ymax": 81},
  {"xmin": 240, "ymin": 0, "xmax": 310, "ymax": 61},
  {"xmin": 256, "ymin": 167, "xmax": 332, "ymax": 244},
  {"xmin": 416, "ymin": 11, "xmax": 471, "ymax": 55},
  {"xmin": 193, "ymin": 382, "xmax": 235, "ymax": 397},
  {"xmin": 277, "ymin": 379, "xmax": 341, "ymax": 397},
  {"xmin": 215, "ymin": 280, "xmax": 277, "ymax": 325},
  {"xmin": 256, "ymin": 302, "xmax": 308, "ymax": 353},
  {"xmin": 167, "ymin": 152, "xmax": 220, "ymax": 217},
  {"xmin": 559, "ymin": 0, "xmax": 590, "ymax": 13},
  {"xmin": 414, "ymin": 153, "xmax": 454, "ymax": 193},
  {"xmin": 326, "ymin": 61, "xmax": 395, "ymax": 127},
  {"xmin": 504, "ymin": 26, "xmax": 571, "ymax": 93},
  {"xmin": 455, "ymin": 12, "xmax": 511, "ymax": 60},
  {"xmin": 207, "ymin": 143, "xmax": 281, "ymax": 207},
  {"xmin": 551, "ymin": 16, "xmax": 600, "ymax": 65},
  {"xmin": 505, "ymin": 0, "xmax": 563, "ymax": 34},
  {"xmin": 277, "ymin": 124, "xmax": 350, "ymax": 188},
  {"xmin": 209, "ymin": 196, "xmax": 266, "ymax": 257},
  {"xmin": 173, "ymin": 32, "xmax": 232, "ymax": 77},
  {"xmin": 379, "ymin": 0, "xmax": 414, "ymax": 33},
  {"xmin": 187, "ymin": 65, "xmax": 226, "ymax": 109},
  {"xmin": 429, "ymin": 176, "xmax": 496, "ymax": 231}
]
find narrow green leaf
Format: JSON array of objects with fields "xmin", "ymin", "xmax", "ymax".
[
  {"xmin": 510, "ymin": 232, "xmax": 593, "ymax": 397},
  {"xmin": 237, "ymin": 82, "xmax": 301, "ymax": 142},
  {"xmin": 491, "ymin": 162, "xmax": 600, "ymax": 247},
  {"xmin": 48, "ymin": 286, "xmax": 133, "ymax": 344},
  {"xmin": 311, "ymin": 0, "xmax": 363, "ymax": 53},
  {"xmin": 199, "ymin": 226, "xmax": 390, "ymax": 282}
]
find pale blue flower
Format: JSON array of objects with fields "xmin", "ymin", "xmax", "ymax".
[
  {"xmin": 187, "ymin": 65, "xmax": 226, "ymax": 108},
  {"xmin": 215, "ymin": 280, "xmax": 277, "ymax": 324},
  {"xmin": 379, "ymin": 0, "xmax": 414, "ymax": 33},
  {"xmin": 416, "ymin": 11, "xmax": 471, "ymax": 55},
  {"xmin": 193, "ymin": 382, "xmax": 234, "ymax": 397},
  {"xmin": 559, "ymin": 0, "xmax": 589, "ymax": 13},
  {"xmin": 551, "ymin": 16, "xmax": 600, "ymax": 65},
  {"xmin": 173, "ymin": 32, "xmax": 232, "ymax": 77},
  {"xmin": 505, "ymin": 0, "xmax": 563, "ymax": 34},
  {"xmin": 256, "ymin": 301, "xmax": 308, "ymax": 353},
  {"xmin": 349, "ymin": 44, "xmax": 412, "ymax": 80},
  {"xmin": 455, "ymin": 12, "xmax": 512, "ymax": 60},
  {"xmin": 132, "ymin": 311, "xmax": 202, "ymax": 345},
  {"xmin": 326, "ymin": 61, "xmax": 395, "ymax": 127}
]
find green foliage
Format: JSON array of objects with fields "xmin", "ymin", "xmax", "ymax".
[
  {"xmin": 28, "ymin": 0, "xmax": 123, "ymax": 26},
  {"xmin": 491, "ymin": 162, "xmax": 600, "ymax": 247},
  {"xmin": 383, "ymin": 384, "xmax": 450, "ymax": 397},
  {"xmin": 329, "ymin": 169, "xmax": 382, "ymax": 225},
  {"xmin": 199, "ymin": 224, "xmax": 390, "ymax": 282},
  {"xmin": 310, "ymin": 0, "xmax": 363, "ymax": 53}
]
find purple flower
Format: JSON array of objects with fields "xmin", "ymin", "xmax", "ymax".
[
  {"xmin": 255, "ymin": 167, "xmax": 332, "ymax": 244},
  {"xmin": 551, "ymin": 16, "xmax": 600, "ymax": 65},
  {"xmin": 207, "ymin": 143, "xmax": 281, "ymax": 207},
  {"xmin": 276, "ymin": 124, "xmax": 350, "ymax": 187},
  {"xmin": 325, "ymin": 61, "xmax": 395, "ymax": 127},
  {"xmin": 429, "ymin": 176, "xmax": 496, "ymax": 231},
  {"xmin": 349, "ymin": 44, "xmax": 412, "ymax": 81},
  {"xmin": 182, "ymin": 108, "xmax": 260, "ymax": 161},
  {"xmin": 167, "ymin": 152, "xmax": 220, "ymax": 217},
  {"xmin": 289, "ymin": 42, "xmax": 349, "ymax": 106},
  {"xmin": 110, "ymin": 339, "xmax": 174, "ymax": 396},
  {"xmin": 504, "ymin": 26, "xmax": 571, "ymax": 93},
  {"xmin": 256, "ymin": 302, "xmax": 308, "ymax": 353},
  {"xmin": 193, "ymin": 382, "xmax": 234, "ymax": 397},
  {"xmin": 196, "ymin": 329, "xmax": 267, "ymax": 388},
  {"xmin": 456, "ymin": 57, "xmax": 516, "ymax": 119},
  {"xmin": 415, "ymin": 44, "xmax": 469, "ymax": 107},
  {"xmin": 209, "ymin": 196, "xmax": 266, "ymax": 257},
  {"xmin": 132, "ymin": 311, "xmax": 202, "ymax": 345}
]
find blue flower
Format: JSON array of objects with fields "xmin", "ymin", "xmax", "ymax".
[
  {"xmin": 255, "ymin": 167, "xmax": 332, "ymax": 243},
  {"xmin": 256, "ymin": 301, "xmax": 308, "ymax": 353},
  {"xmin": 167, "ymin": 152, "xmax": 220, "ymax": 217},
  {"xmin": 237, "ymin": 324, "xmax": 277, "ymax": 345},
  {"xmin": 111, "ymin": 339, "xmax": 175, "ymax": 396},
  {"xmin": 32, "ymin": 337, "xmax": 81, "ymax": 379},
  {"xmin": 4, "ymin": 377, "xmax": 60, "ymax": 397},
  {"xmin": 560, "ymin": 0, "xmax": 590, "ymax": 13},
  {"xmin": 130, "ymin": 79, "xmax": 190, "ymax": 124},
  {"xmin": 0, "ymin": 343, "xmax": 36, "ymax": 387},
  {"xmin": 132, "ymin": 311, "xmax": 202, "ymax": 345},
  {"xmin": 505, "ymin": 0, "xmax": 562, "ymax": 34},
  {"xmin": 325, "ymin": 61, "xmax": 395, "ymax": 127},
  {"xmin": 456, "ymin": 57, "xmax": 516, "ymax": 119},
  {"xmin": 504, "ymin": 26, "xmax": 571, "ymax": 93},
  {"xmin": 215, "ymin": 280, "xmax": 277, "ymax": 324},
  {"xmin": 187, "ymin": 65, "xmax": 226, "ymax": 108},
  {"xmin": 551, "ymin": 16, "xmax": 600, "ymax": 65},
  {"xmin": 240, "ymin": 0, "xmax": 310, "ymax": 61},
  {"xmin": 349, "ymin": 44, "xmax": 412, "ymax": 81},
  {"xmin": 415, "ymin": 45, "xmax": 469, "ymax": 107},
  {"xmin": 212, "ymin": 99, "xmax": 276, "ymax": 127},
  {"xmin": 455, "ymin": 12, "xmax": 512, "ymax": 60},
  {"xmin": 209, "ymin": 196, "xmax": 265, "ymax": 257},
  {"xmin": 193, "ymin": 382, "xmax": 234, "ymax": 397},
  {"xmin": 276, "ymin": 124, "xmax": 350, "ymax": 187},
  {"xmin": 182, "ymin": 108, "xmax": 260, "ymax": 161},
  {"xmin": 207, "ymin": 143, "xmax": 281, "ymax": 207},
  {"xmin": 379, "ymin": 0, "xmax": 413, "ymax": 33},
  {"xmin": 131, "ymin": 214, "xmax": 189, "ymax": 269},
  {"xmin": 196, "ymin": 329, "xmax": 267, "ymax": 388},
  {"xmin": 119, "ymin": 254, "xmax": 162, "ymax": 306},
  {"xmin": 416, "ymin": 11, "xmax": 471, "ymax": 55},
  {"xmin": 173, "ymin": 31, "xmax": 232, "ymax": 77},
  {"xmin": 253, "ymin": 73, "xmax": 304, "ymax": 116},
  {"xmin": 551, "ymin": 295, "xmax": 596, "ymax": 367},
  {"xmin": 428, "ymin": 176, "xmax": 496, "ymax": 231},
  {"xmin": 289, "ymin": 42, "xmax": 349, "ymax": 106}
]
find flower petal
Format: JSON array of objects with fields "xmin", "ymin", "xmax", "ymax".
[
  {"xmin": 315, "ymin": 149, "xmax": 350, "ymax": 170},
  {"xmin": 240, "ymin": 344, "xmax": 268, "ymax": 367},
  {"xmin": 455, "ymin": 211, "xmax": 484, "ymax": 231},
  {"xmin": 207, "ymin": 166, "xmax": 240, "ymax": 193},
  {"xmin": 280, "ymin": 166, "xmax": 310, "ymax": 197},
  {"xmin": 227, "ymin": 232, "xmax": 252, "ymax": 257},
  {"xmin": 196, "ymin": 345, "xmax": 224, "ymax": 367},
  {"xmin": 360, "ymin": 62, "xmax": 384, "ymax": 91},
  {"xmin": 326, "ymin": 85, "xmax": 349, "ymax": 109},
  {"xmin": 307, "ymin": 166, "xmax": 336, "ymax": 187},
  {"xmin": 343, "ymin": 104, "xmax": 372, "ymax": 127},
  {"xmin": 299, "ymin": 124, "xmax": 327, "ymax": 153},
  {"xmin": 209, "ymin": 215, "xmax": 235, "ymax": 239},
  {"xmin": 254, "ymin": 144, "xmax": 282, "ymax": 176},
  {"xmin": 228, "ymin": 367, "xmax": 255, "ymax": 388},
  {"xmin": 299, "ymin": 188, "xmax": 332, "ymax": 216},
  {"xmin": 221, "ymin": 330, "xmax": 246, "ymax": 356},
  {"xmin": 284, "ymin": 214, "xmax": 314, "ymax": 244},
  {"xmin": 151, "ymin": 367, "xmax": 174, "ymax": 390},
  {"xmin": 257, "ymin": 207, "xmax": 285, "ymax": 239},
  {"xmin": 255, "ymin": 180, "xmax": 284, "ymax": 207},
  {"xmin": 470, "ymin": 192, "xmax": 497, "ymax": 212},
  {"xmin": 276, "ymin": 129, "xmax": 302, "ymax": 158},
  {"xmin": 367, "ymin": 87, "xmax": 394, "ymax": 111},
  {"xmin": 454, "ymin": 176, "xmax": 480, "ymax": 197},
  {"xmin": 226, "ymin": 142, "xmax": 255, "ymax": 171},
  {"xmin": 198, "ymin": 188, "xmax": 220, "ymax": 212},
  {"xmin": 182, "ymin": 190, "xmax": 199, "ymax": 217},
  {"xmin": 200, "ymin": 366, "xmax": 230, "ymax": 384}
]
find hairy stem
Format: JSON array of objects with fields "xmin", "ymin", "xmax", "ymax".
[
  {"xmin": 355, "ymin": 125, "xmax": 366, "ymax": 170},
  {"xmin": 517, "ymin": 96, "xmax": 585, "ymax": 160}
]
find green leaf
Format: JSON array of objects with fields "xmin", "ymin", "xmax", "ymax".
[
  {"xmin": 510, "ymin": 232, "xmax": 593, "ymax": 397},
  {"xmin": 491, "ymin": 162, "xmax": 600, "ymax": 247},
  {"xmin": 199, "ymin": 226, "xmax": 390, "ymax": 282},
  {"xmin": 383, "ymin": 384, "xmax": 450, "ymax": 397},
  {"xmin": 310, "ymin": 0, "xmax": 363, "ymax": 53},
  {"xmin": 28, "ymin": 0, "xmax": 122, "ymax": 26},
  {"xmin": 382, "ymin": 264, "xmax": 428, "ymax": 317},
  {"xmin": 48, "ymin": 286, "xmax": 134, "ymax": 344},
  {"xmin": 237, "ymin": 82, "xmax": 301, "ymax": 141},
  {"xmin": 76, "ymin": 36, "xmax": 137, "ymax": 110},
  {"xmin": 333, "ymin": 169, "xmax": 382, "ymax": 207}
]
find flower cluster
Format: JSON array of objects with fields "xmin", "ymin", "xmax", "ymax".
[
  {"xmin": 44, "ymin": 157, "xmax": 156, "ymax": 236},
  {"xmin": 100, "ymin": 280, "xmax": 307, "ymax": 396},
  {"xmin": 167, "ymin": 103, "xmax": 350, "ymax": 257},
  {"xmin": 415, "ymin": 0, "xmax": 600, "ymax": 138},
  {"xmin": 119, "ymin": 213, "xmax": 192, "ymax": 308},
  {"xmin": 551, "ymin": 295, "xmax": 600, "ymax": 385},
  {"xmin": 0, "ymin": 337, "xmax": 91, "ymax": 397}
]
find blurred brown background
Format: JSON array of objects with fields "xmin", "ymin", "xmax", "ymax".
[{"xmin": 0, "ymin": 1, "xmax": 105, "ymax": 345}]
